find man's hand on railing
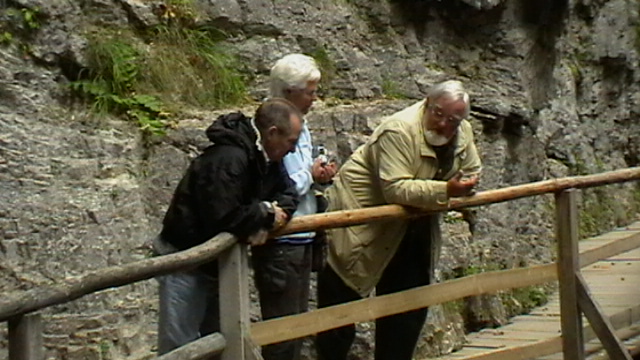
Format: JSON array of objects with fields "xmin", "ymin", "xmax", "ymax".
[
  {"xmin": 447, "ymin": 171, "xmax": 479, "ymax": 197},
  {"xmin": 247, "ymin": 229, "xmax": 269, "ymax": 246},
  {"xmin": 274, "ymin": 206, "xmax": 288, "ymax": 229}
]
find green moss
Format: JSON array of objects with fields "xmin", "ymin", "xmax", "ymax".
[
  {"xmin": 381, "ymin": 78, "xmax": 408, "ymax": 99},
  {"xmin": 501, "ymin": 286, "xmax": 549, "ymax": 315},
  {"xmin": 442, "ymin": 299, "xmax": 464, "ymax": 314},
  {"xmin": 579, "ymin": 188, "xmax": 616, "ymax": 237}
]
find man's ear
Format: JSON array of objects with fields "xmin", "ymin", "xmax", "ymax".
[{"xmin": 266, "ymin": 125, "xmax": 279, "ymax": 138}]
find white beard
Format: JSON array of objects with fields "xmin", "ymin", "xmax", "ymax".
[{"xmin": 425, "ymin": 130, "xmax": 451, "ymax": 146}]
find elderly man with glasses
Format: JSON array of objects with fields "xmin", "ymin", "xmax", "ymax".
[{"xmin": 315, "ymin": 80, "xmax": 482, "ymax": 360}]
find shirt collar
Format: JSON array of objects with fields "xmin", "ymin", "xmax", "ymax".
[{"xmin": 251, "ymin": 118, "xmax": 271, "ymax": 163}]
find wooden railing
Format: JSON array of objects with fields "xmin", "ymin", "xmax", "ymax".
[{"xmin": 2, "ymin": 167, "xmax": 640, "ymax": 360}]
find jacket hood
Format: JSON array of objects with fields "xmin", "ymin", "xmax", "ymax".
[{"xmin": 205, "ymin": 112, "xmax": 257, "ymax": 156}]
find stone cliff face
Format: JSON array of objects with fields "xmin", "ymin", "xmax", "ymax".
[{"xmin": 1, "ymin": 0, "xmax": 639, "ymax": 358}]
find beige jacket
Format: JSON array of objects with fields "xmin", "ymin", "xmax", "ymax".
[{"xmin": 326, "ymin": 100, "xmax": 482, "ymax": 296}]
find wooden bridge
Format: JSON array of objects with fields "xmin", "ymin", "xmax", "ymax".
[
  {"xmin": 1, "ymin": 167, "xmax": 640, "ymax": 360},
  {"xmin": 433, "ymin": 221, "xmax": 640, "ymax": 360}
]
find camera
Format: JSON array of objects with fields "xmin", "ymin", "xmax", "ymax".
[{"xmin": 317, "ymin": 145, "xmax": 328, "ymax": 165}]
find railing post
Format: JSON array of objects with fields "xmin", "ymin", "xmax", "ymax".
[
  {"xmin": 219, "ymin": 242, "xmax": 252, "ymax": 360},
  {"xmin": 555, "ymin": 189, "xmax": 585, "ymax": 360},
  {"xmin": 8, "ymin": 313, "xmax": 44, "ymax": 360}
]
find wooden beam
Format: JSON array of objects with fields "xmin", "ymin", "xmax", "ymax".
[
  {"xmin": 275, "ymin": 167, "xmax": 640, "ymax": 236},
  {"xmin": 156, "ymin": 332, "xmax": 226, "ymax": 360},
  {"xmin": 448, "ymin": 336, "xmax": 564, "ymax": 360},
  {"xmin": 579, "ymin": 231, "xmax": 640, "ymax": 268},
  {"xmin": 576, "ymin": 273, "xmax": 632, "ymax": 360},
  {"xmin": 251, "ymin": 263, "xmax": 557, "ymax": 346},
  {"xmin": 0, "ymin": 233, "xmax": 237, "ymax": 322},
  {"xmin": 556, "ymin": 189, "xmax": 585, "ymax": 360},
  {"xmin": 219, "ymin": 243, "xmax": 251, "ymax": 360},
  {"xmin": 439, "ymin": 305, "xmax": 640, "ymax": 360},
  {"xmin": 8, "ymin": 313, "xmax": 43, "ymax": 360},
  {"xmin": 244, "ymin": 336, "xmax": 265, "ymax": 360}
]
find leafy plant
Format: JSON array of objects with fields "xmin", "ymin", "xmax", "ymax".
[
  {"xmin": 0, "ymin": 32, "xmax": 12, "ymax": 45},
  {"xmin": 71, "ymin": 31, "xmax": 168, "ymax": 135},
  {"xmin": 143, "ymin": 23, "xmax": 246, "ymax": 108},
  {"xmin": 70, "ymin": 0, "xmax": 248, "ymax": 134},
  {"xmin": 21, "ymin": 7, "xmax": 40, "ymax": 30}
]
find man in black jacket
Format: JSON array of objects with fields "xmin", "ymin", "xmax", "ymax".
[{"xmin": 155, "ymin": 98, "xmax": 303, "ymax": 354}]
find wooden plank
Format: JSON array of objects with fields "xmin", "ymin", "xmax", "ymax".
[
  {"xmin": 251, "ymin": 263, "xmax": 557, "ymax": 346},
  {"xmin": 576, "ymin": 273, "xmax": 632, "ymax": 360},
  {"xmin": 556, "ymin": 189, "xmax": 585, "ymax": 360},
  {"xmin": 446, "ymin": 336, "xmax": 564, "ymax": 360},
  {"xmin": 219, "ymin": 243, "xmax": 251, "ymax": 360},
  {"xmin": 157, "ymin": 332, "xmax": 226, "ymax": 360},
  {"xmin": 8, "ymin": 313, "xmax": 43, "ymax": 360},
  {"xmin": 579, "ymin": 231, "xmax": 640, "ymax": 268},
  {"xmin": 244, "ymin": 336, "xmax": 264, "ymax": 360},
  {"xmin": 474, "ymin": 330, "xmax": 560, "ymax": 341}
]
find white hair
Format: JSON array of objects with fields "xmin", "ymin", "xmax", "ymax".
[
  {"xmin": 427, "ymin": 80, "xmax": 470, "ymax": 118},
  {"xmin": 269, "ymin": 54, "xmax": 321, "ymax": 97}
]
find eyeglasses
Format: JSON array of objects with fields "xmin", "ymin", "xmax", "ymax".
[
  {"xmin": 291, "ymin": 87, "xmax": 318, "ymax": 97},
  {"xmin": 428, "ymin": 105, "xmax": 463, "ymax": 126}
]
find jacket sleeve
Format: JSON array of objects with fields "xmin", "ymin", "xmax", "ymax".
[
  {"xmin": 375, "ymin": 129, "xmax": 449, "ymax": 209},
  {"xmin": 271, "ymin": 162, "xmax": 300, "ymax": 218},
  {"xmin": 196, "ymin": 148, "xmax": 271, "ymax": 239}
]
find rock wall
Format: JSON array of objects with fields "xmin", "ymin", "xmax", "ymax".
[{"xmin": 1, "ymin": 0, "xmax": 639, "ymax": 358}]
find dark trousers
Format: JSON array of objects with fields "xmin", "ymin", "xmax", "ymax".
[
  {"xmin": 252, "ymin": 242, "xmax": 313, "ymax": 360},
  {"xmin": 316, "ymin": 220, "xmax": 433, "ymax": 360}
]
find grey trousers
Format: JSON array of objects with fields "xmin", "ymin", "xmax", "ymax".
[
  {"xmin": 157, "ymin": 268, "xmax": 220, "ymax": 355},
  {"xmin": 154, "ymin": 234, "xmax": 220, "ymax": 356},
  {"xmin": 251, "ymin": 242, "xmax": 312, "ymax": 360}
]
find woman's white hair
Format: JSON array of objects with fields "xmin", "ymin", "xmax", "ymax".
[
  {"xmin": 427, "ymin": 80, "xmax": 470, "ymax": 118},
  {"xmin": 270, "ymin": 54, "xmax": 321, "ymax": 97}
]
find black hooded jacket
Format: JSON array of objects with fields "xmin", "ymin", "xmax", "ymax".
[{"xmin": 160, "ymin": 112, "xmax": 299, "ymax": 251}]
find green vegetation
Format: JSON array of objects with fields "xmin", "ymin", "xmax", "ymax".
[
  {"xmin": 70, "ymin": 30, "xmax": 168, "ymax": 135},
  {"xmin": 70, "ymin": 0, "xmax": 247, "ymax": 135},
  {"xmin": 381, "ymin": 77, "xmax": 408, "ymax": 99},
  {"xmin": 0, "ymin": 5, "xmax": 42, "ymax": 47},
  {"xmin": 0, "ymin": 32, "xmax": 12, "ymax": 45},
  {"xmin": 20, "ymin": 7, "xmax": 41, "ymax": 30},
  {"xmin": 501, "ymin": 286, "xmax": 549, "ymax": 315},
  {"xmin": 307, "ymin": 46, "xmax": 336, "ymax": 95}
]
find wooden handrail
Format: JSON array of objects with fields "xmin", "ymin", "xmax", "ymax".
[
  {"xmin": 250, "ymin": 229, "xmax": 640, "ymax": 346},
  {"xmin": 251, "ymin": 264, "xmax": 558, "ymax": 346},
  {"xmin": 1, "ymin": 167, "xmax": 639, "ymax": 360},
  {"xmin": 275, "ymin": 167, "xmax": 640, "ymax": 236},
  {"xmin": 1, "ymin": 168, "xmax": 639, "ymax": 322},
  {"xmin": 0, "ymin": 233, "xmax": 236, "ymax": 322}
]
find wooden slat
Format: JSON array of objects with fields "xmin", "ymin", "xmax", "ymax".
[
  {"xmin": 8, "ymin": 313, "xmax": 43, "ymax": 360},
  {"xmin": 576, "ymin": 273, "xmax": 632, "ymax": 360},
  {"xmin": 556, "ymin": 190, "xmax": 585, "ymax": 360},
  {"xmin": 251, "ymin": 264, "xmax": 557, "ymax": 346},
  {"xmin": 219, "ymin": 243, "xmax": 251, "ymax": 360},
  {"xmin": 157, "ymin": 332, "xmax": 226, "ymax": 360},
  {"xmin": 579, "ymin": 231, "xmax": 640, "ymax": 268}
]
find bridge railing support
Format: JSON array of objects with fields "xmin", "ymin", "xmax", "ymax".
[
  {"xmin": 8, "ymin": 313, "xmax": 43, "ymax": 360},
  {"xmin": 219, "ymin": 243, "xmax": 262, "ymax": 360},
  {"xmin": 556, "ymin": 189, "xmax": 632, "ymax": 360}
]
